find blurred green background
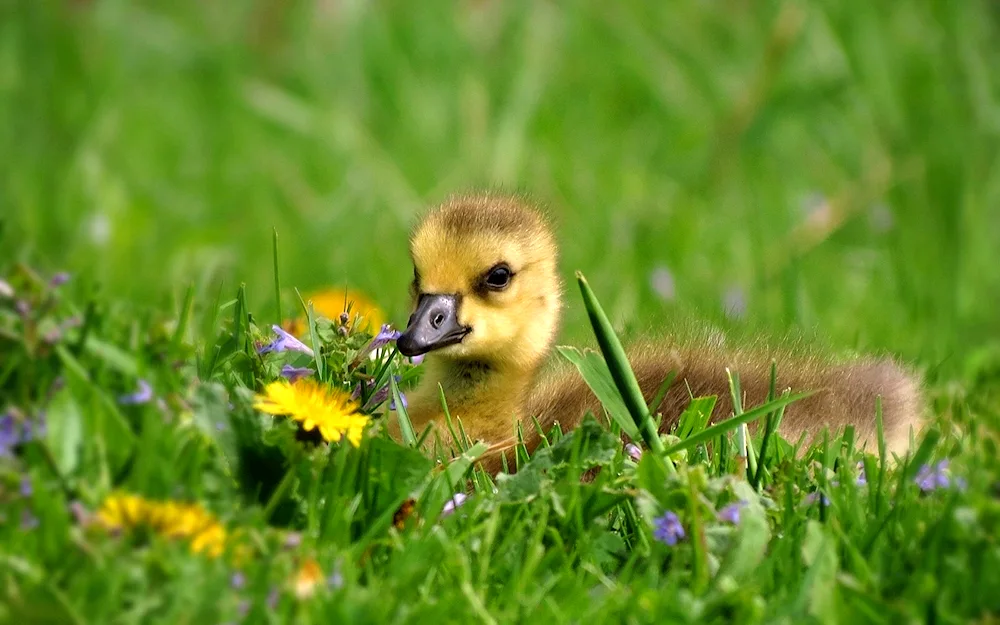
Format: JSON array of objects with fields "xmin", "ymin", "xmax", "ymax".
[{"xmin": 4, "ymin": 0, "xmax": 999, "ymax": 380}]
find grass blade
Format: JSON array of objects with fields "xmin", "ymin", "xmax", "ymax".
[
  {"xmin": 576, "ymin": 272, "xmax": 663, "ymax": 455},
  {"xmin": 390, "ymin": 374, "xmax": 416, "ymax": 447},
  {"xmin": 272, "ymin": 227, "xmax": 282, "ymax": 323},
  {"xmin": 662, "ymin": 391, "xmax": 812, "ymax": 458}
]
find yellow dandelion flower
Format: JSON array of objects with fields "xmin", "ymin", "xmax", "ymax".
[
  {"xmin": 281, "ymin": 287, "xmax": 385, "ymax": 337},
  {"xmin": 253, "ymin": 379, "xmax": 370, "ymax": 448},
  {"xmin": 190, "ymin": 523, "xmax": 227, "ymax": 558},
  {"xmin": 292, "ymin": 558, "xmax": 324, "ymax": 599},
  {"xmin": 93, "ymin": 492, "xmax": 228, "ymax": 558},
  {"xmin": 97, "ymin": 493, "xmax": 150, "ymax": 531}
]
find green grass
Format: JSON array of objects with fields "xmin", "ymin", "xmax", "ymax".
[{"xmin": 2, "ymin": 0, "xmax": 1000, "ymax": 622}]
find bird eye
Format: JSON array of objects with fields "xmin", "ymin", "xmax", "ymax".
[{"xmin": 484, "ymin": 264, "xmax": 513, "ymax": 291}]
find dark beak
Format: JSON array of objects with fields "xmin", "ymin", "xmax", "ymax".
[{"xmin": 396, "ymin": 294, "xmax": 471, "ymax": 357}]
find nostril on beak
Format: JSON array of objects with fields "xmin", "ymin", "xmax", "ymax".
[{"xmin": 431, "ymin": 312, "xmax": 445, "ymax": 329}]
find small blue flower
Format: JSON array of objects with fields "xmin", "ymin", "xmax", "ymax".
[
  {"xmin": 360, "ymin": 376, "xmax": 407, "ymax": 410},
  {"xmin": 0, "ymin": 414, "xmax": 19, "ymax": 458},
  {"xmin": 855, "ymin": 461, "xmax": 868, "ymax": 486},
  {"xmin": 280, "ymin": 364, "xmax": 315, "ymax": 383},
  {"xmin": 230, "ymin": 571, "xmax": 246, "ymax": 590},
  {"xmin": 368, "ymin": 324, "xmax": 402, "ymax": 350},
  {"xmin": 915, "ymin": 460, "xmax": 953, "ymax": 493},
  {"xmin": 442, "ymin": 493, "xmax": 468, "ymax": 517},
  {"xmin": 625, "ymin": 443, "xmax": 642, "ymax": 462},
  {"xmin": 118, "ymin": 379, "xmax": 153, "ymax": 405},
  {"xmin": 717, "ymin": 500, "xmax": 747, "ymax": 525},
  {"xmin": 20, "ymin": 476, "xmax": 32, "ymax": 498},
  {"xmin": 258, "ymin": 325, "xmax": 315, "ymax": 358},
  {"xmin": 389, "ymin": 388, "xmax": 407, "ymax": 411},
  {"xmin": 50, "ymin": 272, "xmax": 71, "ymax": 287},
  {"xmin": 653, "ymin": 510, "xmax": 685, "ymax": 546}
]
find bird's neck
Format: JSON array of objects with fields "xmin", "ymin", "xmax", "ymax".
[{"xmin": 403, "ymin": 355, "xmax": 542, "ymax": 451}]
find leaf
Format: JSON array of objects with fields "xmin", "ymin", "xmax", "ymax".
[
  {"xmin": 368, "ymin": 436, "xmax": 434, "ymax": 499},
  {"xmin": 675, "ymin": 396, "xmax": 717, "ymax": 439},
  {"xmin": 46, "ymin": 386, "xmax": 84, "ymax": 477},
  {"xmin": 418, "ymin": 442, "xmax": 488, "ymax": 522},
  {"xmin": 662, "ymin": 391, "xmax": 812, "ymax": 457},
  {"xmin": 718, "ymin": 482, "xmax": 770, "ymax": 582},
  {"xmin": 495, "ymin": 415, "xmax": 618, "ymax": 502},
  {"xmin": 82, "ymin": 337, "xmax": 139, "ymax": 377},
  {"xmin": 575, "ymin": 273, "xmax": 664, "ymax": 455},
  {"xmin": 797, "ymin": 521, "xmax": 839, "ymax": 625},
  {"xmin": 556, "ymin": 346, "xmax": 638, "ymax": 440}
]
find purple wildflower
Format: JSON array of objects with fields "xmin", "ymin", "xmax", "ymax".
[
  {"xmin": 0, "ymin": 414, "xmax": 18, "ymax": 458},
  {"xmin": 390, "ymin": 388, "xmax": 407, "ymax": 411},
  {"xmin": 915, "ymin": 460, "xmax": 952, "ymax": 493},
  {"xmin": 441, "ymin": 493, "xmax": 468, "ymax": 517},
  {"xmin": 230, "ymin": 571, "xmax": 246, "ymax": 590},
  {"xmin": 804, "ymin": 492, "xmax": 831, "ymax": 507},
  {"xmin": 20, "ymin": 475, "xmax": 32, "ymax": 498},
  {"xmin": 652, "ymin": 511, "xmax": 685, "ymax": 546},
  {"xmin": 50, "ymin": 272, "xmax": 71, "ymax": 287},
  {"xmin": 280, "ymin": 364, "xmax": 315, "ymax": 383},
  {"xmin": 0, "ymin": 279, "xmax": 12, "ymax": 298},
  {"xmin": 21, "ymin": 510, "xmax": 39, "ymax": 531},
  {"xmin": 625, "ymin": 443, "xmax": 642, "ymax": 462},
  {"xmin": 649, "ymin": 266, "xmax": 676, "ymax": 302},
  {"xmin": 359, "ymin": 376, "xmax": 407, "ymax": 410},
  {"xmin": 717, "ymin": 500, "xmax": 747, "ymax": 525},
  {"xmin": 368, "ymin": 324, "xmax": 402, "ymax": 350},
  {"xmin": 15, "ymin": 300, "xmax": 30, "ymax": 316},
  {"xmin": 283, "ymin": 532, "xmax": 302, "ymax": 549},
  {"xmin": 258, "ymin": 325, "xmax": 315, "ymax": 358},
  {"xmin": 43, "ymin": 327, "xmax": 63, "ymax": 344},
  {"xmin": 856, "ymin": 461, "xmax": 868, "ymax": 487},
  {"xmin": 118, "ymin": 379, "xmax": 153, "ymax": 405}
]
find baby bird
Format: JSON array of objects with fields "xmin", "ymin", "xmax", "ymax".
[{"xmin": 394, "ymin": 192, "xmax": 924, "ymax": 474}]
